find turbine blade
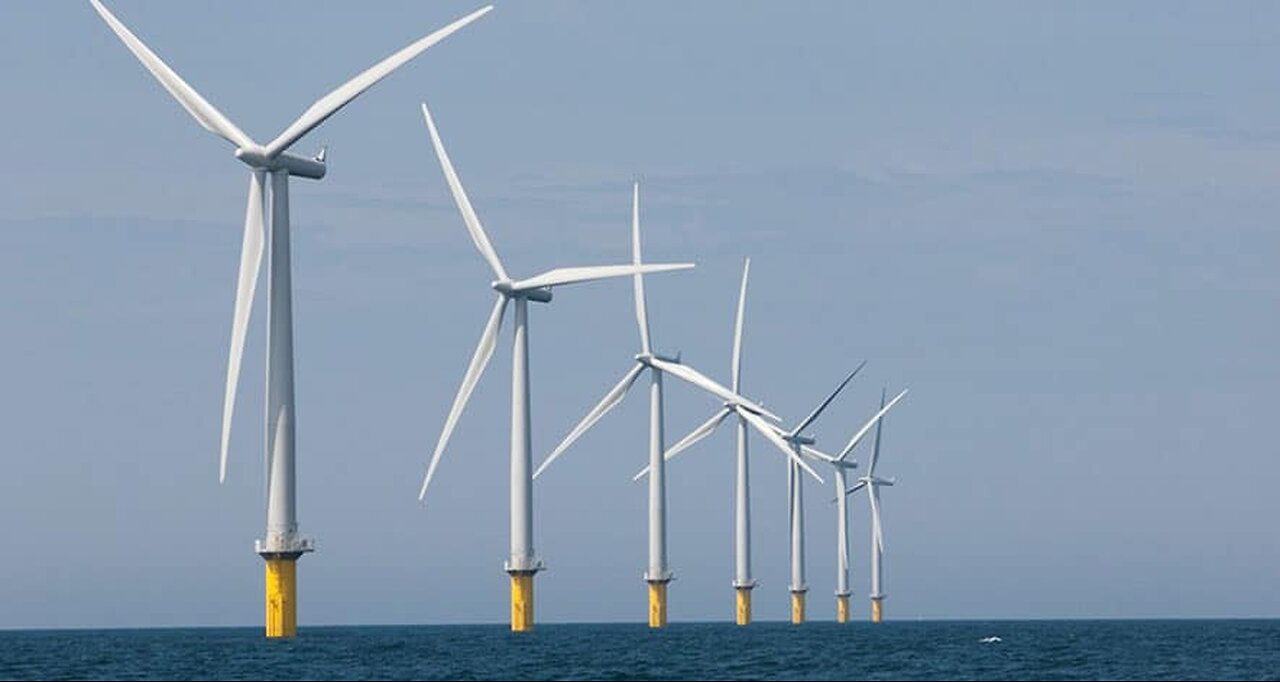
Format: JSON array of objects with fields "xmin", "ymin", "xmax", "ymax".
[
  {"xmin": 265, "ymin": 6, "xmax": 493, "ymax": 157},
  {"xmin": 219, "ymin": 171, "xmax": 267, "ymax": 482},
  {"xmin": 420, "ymin": 101, "xmax": 508, "ymax": 281},
  {"xmin": 869, "ymin": 387, "xmax": 887, "ymax": 476},
  {"xmin": 632, "ymin": 183, "xmax": 651, "ymax": 355},
  {"xmin": 843, "ymin": 480, "xmax": 868, "ymax": 498},
  {"xmin": 419, "ymin": 294, "xmax": 507, "ymax": 500},
  {"xmin": 632, "ymin": 406, "xmax": 731, "ymax": 481},
  {"xmin": 869, "ymin": 486, "xmax": 885, "ymax": 553},
  {"xmin": 647, "ymin": 358, "xmax": 778, "ymax": 421},
  {"xmin": 513, "ymin": 263, "xmax": 693, "ymax": 292},
  {"xmin": 731, "ymin": 258, "xmax": 749, "ymax": 393},
  {"xmin": 791, "ymin": 361, "xmax": 866, "ymax": 437},
  {"xmin": 838, "ymin": 497, "xmax": 849, "ymax": 572},
  {"xmin": 838, "ymin": 389, "xmax": 908, "ymax": 462},
  {"xmin": 740, "ymin": 409, "xmax": 824, "ymax": 484},
  {"xmin": 89, "ymin": 0, "xmax": 254, "ymax": 149},
  {"xmin": 534, "ymin": 364, "xmax": 644, "ymax": 479},
  {"xmin": 787, "ymin": 457, "xmax": 795, "ymax": 540}
]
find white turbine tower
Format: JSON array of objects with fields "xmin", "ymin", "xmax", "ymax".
[
  {"xmin": 89, "ymin": 0, "xmax": 492, "ymax": 638},
  {"xmin": 532, "ymin": 185, "xmax": 818, "ymax": 628},
  {"xmin": 416, "ymin": 106, "xmax": 694, "ymax": 632},
  {"xmin": 844, "ymin": 388, "xmax": 902, "ymax": 623},
  {"xmin": 812, "ymin": 387, "xmax": 907, "ymax": 623},
  {"xmin": 637, "ymin": 261, "xmax": 850, "ymax": 625}
]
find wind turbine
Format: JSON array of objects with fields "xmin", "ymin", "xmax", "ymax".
[
  {"xmin": 811, "ymin": 387, "xmax": 907, "ymax": 622},
  {"xmin": 416, "ymin": 106, "xmax": 694, "ymax": 632},
  {"xmin": 89, "ymin": 0, "xmax": 492, "ymax": 638},
  {"xmin": 532, "ymin": 185, "xmax": 818, "ymax": 628},
  {"xmin": 764, "ymin": 370, "xmax": 865, "ymax": 625},
  {"xmin": 635, "ymin": 260, "xmax": 848, "ymax": 625},
  {"xmin": 844, "ymin": 388, "xmax": 902, "ymax": 623}
]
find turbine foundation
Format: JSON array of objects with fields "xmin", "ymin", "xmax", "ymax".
[
  {"xmin": 871, "ymin": 596, "xmax": 884, "ymax": 623},
  {"xmin": 263, "ymin": 556, "xmax": 299, "ymax": 638},
  {"xmin": 790, "ymin": 589, "xmax": 807, "ymax": 624},
  {"xmin": 734, "ymin": 585, "xmax": 753, "ymax": 626},
  {"xmin": 647, "ymin": 579, "xmax": 670, "ymax": 628},
  {"xmin": 836, "ymin": 593, "xmax": 850, "ymax": 624},
  {"xmin": 509, "ymin": 570, "xmax": 536, "ymax": 632}
]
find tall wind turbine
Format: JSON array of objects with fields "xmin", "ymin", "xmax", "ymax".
[
  {"xmin": 532, "ymin": 185, "xmax": 818, "ymax": 628},
  {"xmin": 845, "ymin": 388, "xmax": 902, "ymax": 623},
  {"xmin": 637, "ymin": 262, "xmax": 847, "ymax": 625},
  {"xmin": 813, "ymin": 387, "xmax": 907, "ymax": 623},
  {"xmin": 416, "ymin": 106, "xmax": 694, "ymax": 632},
  {"xmin": 89, "ymin": 0, "xmax": 492, "ymax": 638}
]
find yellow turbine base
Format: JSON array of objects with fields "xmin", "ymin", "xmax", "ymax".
[
  {"xmin": 836, "ymin": 595, "xmax": 850, "ymax": 623},
  {"xmin": 264, "ymin": 558, "xmax": 298, "ymax": 638},
  {"xmin": 510, "ymin": 573, "xmax": 535, "ymax": 632},
  {"xmin": 872, "ymin": 598, "xmax": 883, "ymax": 623},
  {"xmin": 735, "ymin": 587, "xmax": 752, "ymax": 626},
  {"xmin": 790, "ymin": 591, "xmax": 806, "ymax": 625},
  {"xmin": 648, "ymin": 582, "xmax": 669, "ymax": 628}
]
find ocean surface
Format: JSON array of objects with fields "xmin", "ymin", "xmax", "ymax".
[{"xmin": 1, "ymin": 620, "xmax": 1276, "ymax": 680}]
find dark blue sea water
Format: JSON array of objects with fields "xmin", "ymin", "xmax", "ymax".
[{"xmin": 1, "ymin": 620, "xmax": 1277, "ymax": 680}]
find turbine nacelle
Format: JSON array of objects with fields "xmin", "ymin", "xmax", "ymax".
[
  {"xmin": 788, "ymin": 433, "xmax": 817, "ymax": 446},
  {"xmin": 635, "ymin": 351, "xmax": 680, "ymax": 367},
  {"xmin": 491, "ymin": 280, "xmax": 554, "ymax": 302},
  {"xmin": 234, "ymin": 147, "xmax": 327, "ymax": 180}
]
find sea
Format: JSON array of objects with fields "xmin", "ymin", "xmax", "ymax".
[{"xmin": 1, "ymin": 620, "xmax": 1276, "ymax": 680}]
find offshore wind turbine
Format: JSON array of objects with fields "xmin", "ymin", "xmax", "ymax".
[
  {"xmin": 416, "ymin": 106, "xmax": 693, "ymax": 632},
  {"xmin": 762, "ymin": 370, "xmax": 866, "ymax": 625},
  {"xmin": 636, "ymin": 260, "xmax": 842, "ymax": 625},
  {"xmin": 844, "ymin": 388, "xmax": 902, "ymax": 623},
  {"xmin": 532, "ymin": 185, "xmax": 817, "ymax": 628},
  {"xmin": 812, "ymin": 387, "xmax": 907, "ymax": 623},
  {"xmin": 89, "ymin": 0, "xmax": 492, "ymax": 638}
]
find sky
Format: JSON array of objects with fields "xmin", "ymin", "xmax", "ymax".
[{"xmin": 0, "ymin": 1, "xmax": 1278, "ymax": 628}]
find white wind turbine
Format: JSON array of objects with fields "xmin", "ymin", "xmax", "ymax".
[
  {"xmin": 531, "ymin": 185, "xmax": 820, "ymax": 628},
  {"xmin": 761, "ymin": 370, "xmax": 866, "ymax": 625},
  {"xmin": 811, "ymin": 386, "xmax": 907, "ymax": 623},
  {"xmin": 844, "ymin": 388, "xmax": 902, "ymax": 623},
  {"xmin": 89, "ymin": 0, "xmax": 492, "ymax": 638},
  {"xmin": 416, "ymin": 105, "xmax": 694, "ymax": 632},
  {"xmin": 634, "ymin": 260, "xmax": 849, "ymax": 625}
]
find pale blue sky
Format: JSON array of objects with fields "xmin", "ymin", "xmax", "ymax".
[{"xmin": 0, "ymin": 1, "xmax": 1277, "ymax": 628}]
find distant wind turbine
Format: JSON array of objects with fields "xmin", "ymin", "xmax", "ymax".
[
  {"xmin": 844, "ymin": 388, "xmax": 903, "ymax": 623},
  {"xmin": 89, "ymin": 0, "xmax": 492, "ymax": 638},
  {"xmin": 760, "ymin": 369, "xmax": 865, "ymax": 625},
  {"xmin": 534, "ymin": 185, "xmax": 811, "ymax": 628},
  {"xmin": 812, "ymin": 387, "xmax": 907, "ymax": 622},
  {"xmin": 416, "ymin": 105, "xmax": 693, "ymax": 632},
  {"xmin": 635, "ymin": 260, "xmax": 843, "ymax": 625}
]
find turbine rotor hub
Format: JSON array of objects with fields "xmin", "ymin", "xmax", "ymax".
[
  {"xmin": 234, "ymin": 147, "xmax": 327, "ymax": 180},
  {"xmin": 492, "ymin": 280, "xmax": 553, "ymax": 302}
]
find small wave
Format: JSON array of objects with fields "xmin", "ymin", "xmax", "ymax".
[{"xmin": 979, "ymin": 636, "xmax": 1003, "ymax": 643}]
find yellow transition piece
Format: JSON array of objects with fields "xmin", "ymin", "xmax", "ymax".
[
  {"xmin": 510, "ymin": 572, "xmax": 535, "ymax": 632},
  {"xmin": 647, "ymin": 581, "xmax": 669, "ymax": 628},
  {"xmin": 735, "ymin": 587, "xmax": 752, "ymax": 626},
  {"xmin": 790, "ymin": 591, "xmax": 806, "ymax": 625},
  {"xmin": 264, "ymin": 558, "xmax": 298, "ymax": 638}
]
